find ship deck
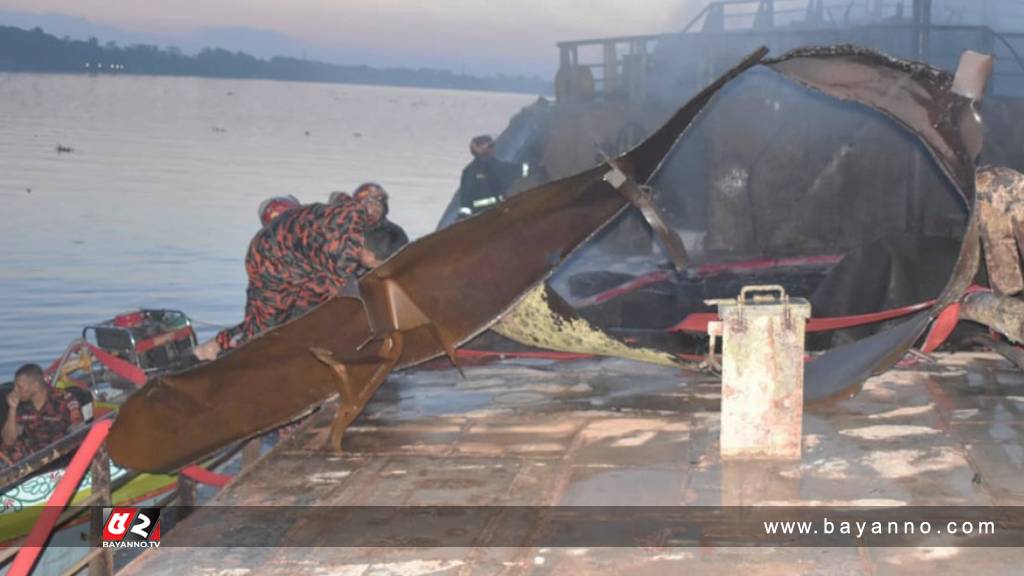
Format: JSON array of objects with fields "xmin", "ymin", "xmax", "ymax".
[{"xmin": 119, "ymin": 352, "xmax": 1024, "ymax": 575}]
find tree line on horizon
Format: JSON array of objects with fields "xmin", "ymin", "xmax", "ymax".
[{"xmin": 0, "ymin": 24, "xmax": 552, "ymax": 94}]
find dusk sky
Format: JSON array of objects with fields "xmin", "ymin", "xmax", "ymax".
[{"xmin": 0, "ymin": 1, "xmax": 706, "ymax": 76}]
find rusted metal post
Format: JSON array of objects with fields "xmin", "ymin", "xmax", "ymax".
[
  {"xmin": 703, "ymin": 3, "xmax": 726, "ymax": 32},
  {"xmin": 708, "ymin": 286, "xmax": 810, "ymax": 460},
  {"xmin": 913, "ymin": 0, "xmax": 932, "ymax": 60},
  {"xmin": 754, "ymin": 0, "xmax": 775, "ymax": 29},
  {"xmin": 602, "ymin": 41, "xmax": 619, "ymax": 97},
  {"xmin": 905, "ymin": 1, "xmax": 934, "ymax": 235},
  {"xmin": 557, "ymin": 44, "xmax": 572, "ymax": 102},
  {"xmin": 88, "ymin": 444, "xmax": 113, "ymax": 576}
]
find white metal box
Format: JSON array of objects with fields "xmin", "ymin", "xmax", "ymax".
[{"xmin": 708, "ymin": 285, "xmax": 811, "ymax": 460}]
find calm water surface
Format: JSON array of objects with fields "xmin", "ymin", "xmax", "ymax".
[{"xmin": 0, "ymin": 73, "xmax": 533, "ymax": 376}]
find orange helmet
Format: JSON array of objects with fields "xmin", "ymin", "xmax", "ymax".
[{"xmin": 257, "ymin": 195, "xmax": 300, "ymax": 227}]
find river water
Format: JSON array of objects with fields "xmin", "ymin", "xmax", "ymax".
[{"xmin": 0, "ymin": 73, "xmax": 534, "ymax": 377}]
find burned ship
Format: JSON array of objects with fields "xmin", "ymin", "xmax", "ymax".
[
  {"xmin": 102, "ymin": 0, "xmax": 1024, "ymax": 473},
  {"xmin": 441, "ymin": 0, "xmax": 1024, "ymax": 366}
]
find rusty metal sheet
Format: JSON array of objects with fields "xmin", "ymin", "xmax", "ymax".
[
  {"xmin": 764, "ymin": 47, "xmax": 987, "ymax": 402},
  {"xmin": 765, "ymin": 45, "xmax": 981, "ymax": 201},
  {"xmin": 109, "ymin": 44, "xmax": 998, "ymax": 469},
  {"xmin": 107, "ymin": 48, "xmax": 770, "ymax": 473},
  {"xmin": 976, "ymin": 166, "xmax": 1024, "ymax": 295}
]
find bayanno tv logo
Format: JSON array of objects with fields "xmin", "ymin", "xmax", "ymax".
[{"xmin": 101, "ymin": 507, "xmax": 161, "ymax": 549}]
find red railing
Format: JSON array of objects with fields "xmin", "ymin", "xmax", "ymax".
[
  {"xmin": 9, "ymin": 420, "xmax": 114, "ymax": 576},
  {"xmin": 0, "ymin": 418, "xmax": 246, "ymax": 575}
]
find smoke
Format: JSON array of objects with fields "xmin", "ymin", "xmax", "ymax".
[{"xmin": 671, "ymin": 1, "xmax": 713, "ymax": 30}]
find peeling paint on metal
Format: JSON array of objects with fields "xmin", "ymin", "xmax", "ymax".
[{"xmin": 495, "ymin": 284, "xmax": 678, "ymax": 366}]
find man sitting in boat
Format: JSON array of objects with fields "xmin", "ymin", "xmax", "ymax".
[
  {"xmin": 457, "ymin": 135, "xmax": 520, "ymax": 217},
  {"xmin": 1, "ymin": 364, "xmax": 72, "ymax": 464},
  {"xmin": 350, "ymin": 182, "xmax": 409, "ymax": 260},
  {"xmin": 193, "ymin": 194, "xmax": 383, "ymax": 360}
]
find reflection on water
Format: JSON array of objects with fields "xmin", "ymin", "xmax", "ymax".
[{"xmin": 0, "ymin": 73, "xmax": 533, "ymax": 376}]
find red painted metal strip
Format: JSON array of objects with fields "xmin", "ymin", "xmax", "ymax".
[
  {"xmin": 133, "ymin": 327, "xmax": 195, "ymax": 354},
  {"xmin": 585, "ymin": 268, "xmax": 671, "ymax": 305},
  {"xmin": 181, "ymin": 465, "xmax": 233, "ymax": 488},
  {"xmin": 577, "ymin": 255, "xmax": 843, "ymax": 309},
  {"xmin": 43, "ymin": 340, "xmax": 84, "ymax": 377},
  {"xmin": 691, "ymin": 255, "xmax": 843, "ymax": 277},
  {"xmin": 921, "ymin": 303, "xmax": 962, "ymax": 353},
  {"xmin": 670, "ymin": 301, "xmax": 937, "ymax": 334},
  {"xmin": 669, "ymin": 312, "xmax": 720, "ymax": 334},
  {"xmin": 83, "ymin": 343, "xmax": 148, "ymax": 386},
  {"xmin": 9, "ymin": 419, "xmax": 113, "ymax": 576}
]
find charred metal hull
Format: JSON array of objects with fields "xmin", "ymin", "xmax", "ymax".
[
  {"xmin": 766, "ymin": 46, "xmax": 985, "ymax": 401},
  {"xmin": 107, "ymin": 49, "xmax": 769, "ymax": 473},
  {"xmin": 110, "ymin": 45, "xmax": 992, "ymax": 472},
  {"xmin": 451, "ymin": 46, "xmax": 990, "ymax": 402}
]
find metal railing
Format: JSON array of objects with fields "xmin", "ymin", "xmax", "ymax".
[
  {"xmin": 6, "ymin": 419, "xmax": 115, "ymax": 576},
  {"xmin": 0, "ymin": 419, "xmax": 254, "ymax": 575},
  {"xmin": 552, "ymin": 0, "xmax": 1024, "ymax": 102},
  {"xmin": 555, "ymin": 22, "xmax": 1024, "ymax": 103}
]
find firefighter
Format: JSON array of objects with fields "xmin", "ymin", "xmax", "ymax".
[
  {"xmin": 193, "ymin": 195, "xmax": 381, "ymax": 360},
  {"xmin": 2, "ymin": 364, "xmax": 71, "ymax": 463},
  {"xmin": 351, "ymin": 182, "xmax": 409, "ymax": 260},
  {"xmin": 257, "ymin": 194, "xmax": 301, "ymax": 227},
  {"xmin": 457, "ymin": 135, "xmax": 520, "ymax": 217}
]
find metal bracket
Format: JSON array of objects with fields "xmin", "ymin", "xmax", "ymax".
[
  {"xmin": 602, "ymin": 154, "xmax": 689, "ymax": 271},
  {"xmin": 340, "ymin": 277, "xmax": 463, "ymax": 376}
]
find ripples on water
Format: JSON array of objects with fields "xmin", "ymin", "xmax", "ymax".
[{"xmin": 0, "ymin": 73, "xmax": 533, "ymax": 376}]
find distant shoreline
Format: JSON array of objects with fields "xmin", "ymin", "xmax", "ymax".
[
  {"xmin": 0, "ymin": 24, "xmax": 554, "ymax": 96},
  {"xmin": 0, "ymin": 68, "xmax": 553, "ymax": 97}
]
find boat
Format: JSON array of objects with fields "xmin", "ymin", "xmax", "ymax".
[
  {"xmin": 0, "ymin": 310, "xmax": 223, "ymax": 575},
  {"xmin": 436, "ymin": 0, "xmax": 1024, "ymax": 366}
]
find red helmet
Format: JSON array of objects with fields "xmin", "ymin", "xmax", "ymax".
[
  {"xmin": 353, "ymin": 182, "xmax": 386, "ymax": 203},
  {"xmin": 258, "ymin": 195, "xmax": 300, "ymax": 226}
]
